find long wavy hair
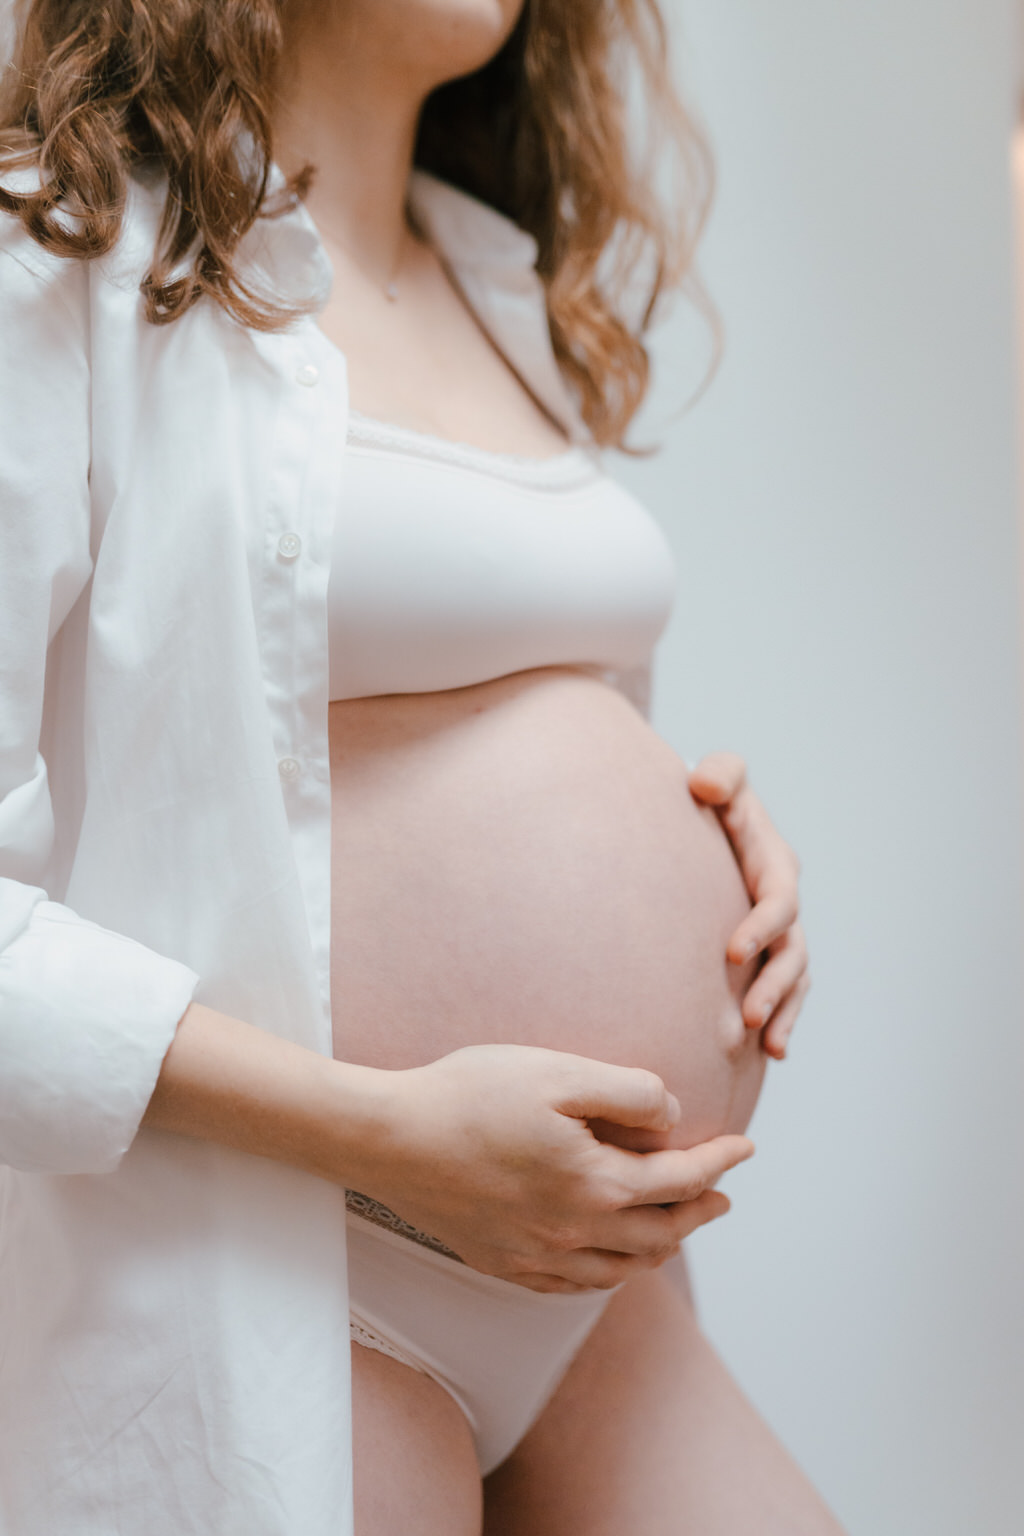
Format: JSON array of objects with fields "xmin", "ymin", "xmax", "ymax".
[{"xmin": 0, "ymin": 0, "xmax": 716, "ymax": 446}]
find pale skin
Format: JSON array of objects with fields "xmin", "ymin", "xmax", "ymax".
[{"xmin": 142, "ymin": 0, "xmax": 835, "ymax": 1530}]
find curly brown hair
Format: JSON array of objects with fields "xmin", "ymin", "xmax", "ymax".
[{"xmin": 0, "ymin": 0, "xmax": 716, "ymax": 446}]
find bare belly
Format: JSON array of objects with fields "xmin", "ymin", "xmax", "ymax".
[{"xmin": 329, "ymin": 667, "xmax": 766, "ymax": 1152}]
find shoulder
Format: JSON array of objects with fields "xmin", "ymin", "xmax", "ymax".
[
  {"xmin": 0, "ymin": 207, "xmax": 89, "ymax": 359},
  {"xmin": 0, "ymin": 160, "xmax": 165, "ymax": 326},
  {"xmin": 0, "ymin": 168, "xmax": 89, "ymax": 355},
  {"xmin": 0, "ymin": 164, "xmax": 75, "ymax": 284}
]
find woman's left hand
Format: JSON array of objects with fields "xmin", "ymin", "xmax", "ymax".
[{"xmin": 687, "ymin": 752, "xmax": 809, "ymax": 1060}]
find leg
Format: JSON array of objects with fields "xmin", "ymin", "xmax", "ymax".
[
  {"xmin": 352, "ymin": 1342, "xmax": 483, "ymax": 1536},
  {"xmin": 483, "ymin": 1270, "xmax": 847, "ymax": 1536}
]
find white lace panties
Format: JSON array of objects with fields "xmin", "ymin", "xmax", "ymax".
[{"xmin": 344, "ymin": 1197, "xmax": 614, "ymax": 1474}]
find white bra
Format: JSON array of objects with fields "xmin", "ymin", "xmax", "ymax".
[{"xmin": 327, "ymin": 409, "xmax": 677, "ymax": 701}]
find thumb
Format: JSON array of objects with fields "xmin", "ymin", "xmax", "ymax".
[{"xmin": 556, "ymin": 1059, "xmax": 681, "ymax": 1134}]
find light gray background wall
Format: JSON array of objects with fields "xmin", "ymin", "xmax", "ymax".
[{"xmin": 614, "ymin": 3, "xmax": 1024, "ymax": 1532}]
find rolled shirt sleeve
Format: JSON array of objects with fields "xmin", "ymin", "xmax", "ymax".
[
  {"xmin": 0, "ymin": 234, "xmax": 199, "ymax": 1175},
  {"xmin": 0, "ymin": 887, "xmax": 199, "ymax": 1172}
]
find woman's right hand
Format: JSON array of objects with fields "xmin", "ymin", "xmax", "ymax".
[{"xmin": 345, "ymin": 1043, "xmax": 754, "ymax": 1293}]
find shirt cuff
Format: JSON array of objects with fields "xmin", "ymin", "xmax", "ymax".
[{"xmin": 0, "ymin": 898, "xmax": 200, "ymax": 1174}]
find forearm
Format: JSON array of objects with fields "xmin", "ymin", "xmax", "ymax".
[
  {"xmin": 141, "ymin": 1001, "xmax": 394, "ymax": 1189},
  {"xmin": 140, "ymin": 1006, "xmax": 754, "ymax": 1291}
]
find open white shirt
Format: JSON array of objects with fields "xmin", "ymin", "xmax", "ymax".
[{"xmin": 0, "ymin": 156, "xmax": 621, "ymax": 1531}]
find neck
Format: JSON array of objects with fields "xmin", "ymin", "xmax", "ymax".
[{"xmin": 271, "ymin": 12, "xmax": 429, "ymax": 283}]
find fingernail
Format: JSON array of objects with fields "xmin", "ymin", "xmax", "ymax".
[{"xmin": 743, "ymin": 939, "xmax": 760, "ymax": 962}]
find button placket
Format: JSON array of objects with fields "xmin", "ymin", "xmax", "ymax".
[
  {"xmin": 264, "ymin": 343, "xmax": 322, "ymax": 791},
  {"xmin": 259, "ymin": 323, "xmax": 345, "ymax": 1034}
]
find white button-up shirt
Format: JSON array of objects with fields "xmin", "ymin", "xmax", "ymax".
[{"xmin": 0, "ymin": 158, "xmax": 598, "ymax": 1533}]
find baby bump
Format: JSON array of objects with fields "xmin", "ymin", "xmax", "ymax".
[{"xmin": 328, "ymin": 668, "xmax": 767, "ymax": 1151}]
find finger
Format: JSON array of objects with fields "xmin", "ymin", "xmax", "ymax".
[
  {"xmin": 584, "ymin": 1191, "xmax": 734, "ymax": 1278},
  {"xmin": 506, "ymin": 1249, "xmax": 640, "ymax": 1291},
  {"xmin": 727, "ymin": 896, "xmax": 801, "ymax": 966},
  {"xmin": 620, "ymin": 1134, "xmax": 754, "ymax": 1207},
  {"xmin": 718, "ymin": 786, "xmax": 800, "ymax": 898},
  {"xmin": 740, "ymin": 931, "xmax": 809, "ymax": 1028},
  {"xmin": 687, "ymin": 751, "xmax": 747, "ymax": 807},
  {"xmin": 762, "ymin": 973, "xmax": 812, "ymax": 1060},
  {"xmin": 655, "ymin": 1188, "xmax": 731, "ymax": 1241},
  {"xmin": 593, "ymin": 1189, "xmax": 731, "ymax": 1255},
  {"xmin": 558, "ymin": 1060, "xmax": 681, "ymax": 1135},
  {"xmin": 500, "ymin": 1192, "xmax": 735, "ymax": 1291},
  {"xmin": 505, "ymin": 1272, "xmax": 596, "ymax": 1295},
  {"xmin": 516, "ymin": 1201, "xmax": 732, "ymax": 1291}
]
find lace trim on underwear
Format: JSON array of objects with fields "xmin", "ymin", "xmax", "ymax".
[
  {"xmin": 345, "ymin": 1188, "xmax": 465, "ymax": 1263},
  {"xmin": 349, "ymin": 1317, "xmax": 428, "ymax": 1376}
]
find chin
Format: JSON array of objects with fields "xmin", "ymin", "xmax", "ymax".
[{"xmin": 360, "ymin": 0, "xmax": 525, "ymax": 86}]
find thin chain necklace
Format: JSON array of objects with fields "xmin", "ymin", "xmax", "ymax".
[
  {"xmin": 381, "ymin": 221, "xmax": 405, "ymax": 303},
  {"xmin": 321, "ymin": 208, "xmax": 415, "ymax": 303}
]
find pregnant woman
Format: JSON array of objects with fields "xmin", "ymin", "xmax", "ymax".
[{"xmin": 0, "ymin": 0, "xmax": 842, "ymax": 1532}]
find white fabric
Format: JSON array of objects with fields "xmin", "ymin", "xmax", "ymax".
[
  {"xmin": 329, "ymin": 411, "xmax": 675, "ymax": 700},
  {"xmin": 0, "ymin": 145, "xmax": 630, "ymax": 1533},
  {"xmin": 0, "ymin": 1, "xmax": 18, "ymax": 73},
  {"xmin": 345, "ymin": 1212, "xmax": 612, "ymax": 1476}
]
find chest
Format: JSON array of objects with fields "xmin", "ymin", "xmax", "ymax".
[
  {"xmin": 312, "ymin": 231, "xmax": 570, "ymax": 457},
  {"xmin": 325, "ymin": 411, "xmax": 677, "ymax": 702}
]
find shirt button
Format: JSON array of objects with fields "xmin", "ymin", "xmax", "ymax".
[
  {"xmin": 295, "ymin": 363, "xmax": 319, "ymax": 387},
  {"xmin": 277, "ymin": 531, "xmax": 302, "ymax": 561},
  {"xmin": 278, "ymin": 756, "xmax": 301, "ymax": 780}
]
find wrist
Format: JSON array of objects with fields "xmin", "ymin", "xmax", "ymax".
[
  {"xmin": 311, "ymin": 1057, "xmax": 413, "ymax": 1193},
  {"xmin": 144, "ymin": 1001, "xmax": 415, "ymax": 1193}
]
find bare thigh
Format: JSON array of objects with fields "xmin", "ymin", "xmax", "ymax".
[
  {"xmin": 483, "ymin": 1270, "xmax": 847, "ymax": 1536},
  {"xmin": 351, "ymin": 1342, "xmax": 483, "ymax": 1536}
]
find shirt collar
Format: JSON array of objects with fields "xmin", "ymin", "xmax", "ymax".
[{"xmin": 92, "ymin": 150, "xmax": 585, "ymax": 441}]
